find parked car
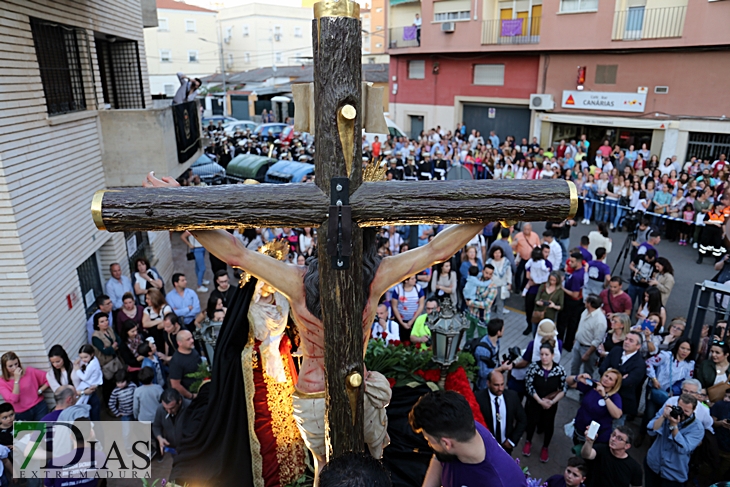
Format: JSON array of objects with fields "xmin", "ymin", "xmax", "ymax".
[
  {"xmin": 223, "ymin": 120, "xmax": 258, "ymax": 135},
  {"xmin": 226, "ymin": 154, "xmax": 276, "ymax": 183},
  {"xmin": 191, "ymin": 154, "xmax": 226, "ymax": 185},
  {"xmin": 363, "ymin": 117, "xmax": 406, "ymax": 145},
  {"xmin": 264, "ymin": 160, "xmax": 314, "ymax": 184},
  {"xmin": 202, "ymin": 115, "xmax": 238, "ymax": 127},
  {"xmin": 254, "ymin": 123, "xmax": 290, "ymax": 138}
]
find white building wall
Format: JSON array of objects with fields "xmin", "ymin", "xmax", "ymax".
[
  {"xmin": 0, "ymin": 0, "xmax": 155, "ymax": 373},
  {"xmin": 144, "ymin": 7, "xmax": 219, "ymax": 96},
  {"xmin": 218, "ymin": 3, "xmax": 313, "ymax": 71}
]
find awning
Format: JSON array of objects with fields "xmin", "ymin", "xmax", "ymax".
[{"xmin": 390, "ymin": 0, "xmax": 420, "ymax": 6}]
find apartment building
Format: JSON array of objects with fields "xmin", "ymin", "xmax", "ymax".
[
  {"xmin": 362, "ymin": 0, "xmax": 389, "ymax": 63},
  {"xmin": 387, "ymin": 0, "xmax": 730, "ymax": 162},
  {"xmin": 217, "ymin": 2, "xmax": 314, "ymax": 72},
  {"xmin": 144, "ymin": 0, "xmax": 219, "ymax": 97},
  {"xmin": 0, "ymin": 0, "xmax": 200, "ymax": 374}
]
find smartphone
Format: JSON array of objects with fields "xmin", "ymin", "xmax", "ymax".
[
  {"xmin": 640, "ymin": 319, "xmax": 656, "ymax": 333},
  {"xmin": 587, "ymin": 421, "xmax": 600, "ymax": 440}
]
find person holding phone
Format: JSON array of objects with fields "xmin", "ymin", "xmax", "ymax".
[
  {"xmin": 567, "ymin": 368, "xmax": 623, "ymax": 446},
  {"xmin": 580, "ymin": 426, "xmax": 642, "ymax": 487}
]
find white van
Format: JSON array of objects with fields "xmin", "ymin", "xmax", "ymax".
[{"xmin": 363, "ymin": 116, "xmax": 406, "ymax": 145}]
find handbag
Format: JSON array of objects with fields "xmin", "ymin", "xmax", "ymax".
[
  {"xmin": 102, "ymin": 355, "xmax": 125, "ymax": 380},
  {"xmin": 531, "ymin": 309, "xmax": 545, "ymax": 324},
  {"xmin": 707, "ymin": 379, "xmax": 730, "ymax": 403},
  {"xmin": 186, "ymin": 251, "xmax": 195, "ymax": 261},
  {"xmin": 500, "ymin": 285, "xmax": 510, "ymax": 300}
]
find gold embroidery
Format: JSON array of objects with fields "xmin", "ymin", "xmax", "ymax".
[
  {"xmin": 262, "ymin": 351, "xmax": 307, "ymax": 485},
  {"xmin": 241, "ymin": 346, "xmax": 265, "ymax": 487}
]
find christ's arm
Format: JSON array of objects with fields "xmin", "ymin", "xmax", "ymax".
[
  {"xmin": 371, "ymin": 223, "xmax": 485, "ymax": 299},
  {"xmin": 143, "ymin": 172, "xmax": 305, "ymax": 302}
]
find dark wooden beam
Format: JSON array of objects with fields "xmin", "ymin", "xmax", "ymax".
[
  {"xmin": 312, "ymin": 11, "xmax": 365, "ymax": 457},
  {"xmin": 93, "ymin": 184, "xmax": 329, "ymax": 232},
  {"xmin": 351, "ymin": 179, "xmax": 576, "ymax": 226}
]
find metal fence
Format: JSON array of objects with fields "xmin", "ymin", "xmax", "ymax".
[
  {"xmin": 481, "ymin": 17, "xmax": 541, "ymax": 45},
  {"xmin": 611, "ymin": 6, "xmax": 686, "ymax": 41},
  {"xmin": 687, "ymin": 133, "xmax": 730, "ymax": 161},
  {"xmin": 389, "ymin": 26, "xmax": 420, "ymax": 49},
  {"xmin": 30, "ymin": 18, "xmax": 87, "ymax": 116}
]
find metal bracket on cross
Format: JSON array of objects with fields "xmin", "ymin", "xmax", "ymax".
[{"xmin": 327, "ymin": 177, "xmax": 352, "ymax": 270}]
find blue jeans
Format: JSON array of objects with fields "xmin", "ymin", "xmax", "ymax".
[
  {"xmin": 193, "ymin": 247, "xmax": 206, "ymax": 287},
  {"xmin": 604, "ymin": 199, "xmax": 617, "ymax": 225},
  {"xmin": 584, "ymin": 198, "xmax": 594, "ymax": 221},
  {"xmin": 558, "ymin": 237, "xmax": 570, "ymax": 269},
  {"xmin": 627, "ymin": 282, "xmax": 646, "ymax": 311},
  {"xmin": 614, "ymin": 204, "xmax": 626, "ymax": 229},
  {"xmin": 15, "ymin": 399, "xmax": 48, "ymax": 421}
]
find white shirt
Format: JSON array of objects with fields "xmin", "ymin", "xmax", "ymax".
[
  {"xmin": 413, "ymin": 16, "xmax": 422, "ymax": 27},
  {"xmin": 620, "ymin": 350, "xmax": 638, "ymax": 365},
  {"xmin": 488, "ymin": 390, "xmax": 508, "ymax": 445},
  {"xmin": 545, "ymin": 239, "xmax": 563, "ymax": 270},
  {"xmin": 372, "ymin": 320, "xmax": 400, "ymax": 344}
]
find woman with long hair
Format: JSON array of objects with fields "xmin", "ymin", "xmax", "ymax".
[
  {"xmin": 635, "ymin": 286, "xmax": 667, "ymax": 330},
  {"xmin": 533, "ymin": 271, "xmax": 564, "ymax": 334},
  {"xmin": 486, "ymin": 246, "xmax": 512, "ymax": 319},
  {"xmin": 72, "ymin": 344, "xmax": 103, "ymax": 421},
  {"xmin": 696, "ymin": 341, "xmax": 730, "ymax": 390},
  {"xmin": 567, "ymin": 368, "xmax": 623, "ymax": 445},
  {"xmin": 142, "ymin": 288, "xmax": 172, "ymax": 350},
  {"xmin": 598, "ymin": 313, "xmax": 630, "ymax": 362},
  {"xmin": 649, "ymin": 257, "xmax": 675, "ymax": 306},
  {"xmin": 523, "ymin": 343, "xmax": 567, "ymax": 463},
  {"xmin": 0, "ymin": 351, "xmax": 49, "ymax": 421},
  {"xmin": 641, "ymin": 338, "xmax": 694, "ymax": 435},
  {"xmin": 91, "ymin": 312, "xmax": 122, "ymax": 402},
  {"xmin": 133, "ymin": 257, "xmax": 164, "ymax": 306},
  {"xmin": 581, "ymin": 174, "xmax": 596, "ymax": 224},
  {"xmin": 46, "ymin": 344, "xmax": 73, "ymax": 392},
  {"xmin": 431, "ymin": 260, "xmax": 458, "ymax": 306},
  {"xmin": 459, "ymin": 245, "xmax": 483, "ymax": 288},
  {"xmin": 524, "ymin": 247, "xmax": 552, "ymax": 335}
]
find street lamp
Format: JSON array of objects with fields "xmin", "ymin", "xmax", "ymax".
[
  {"xmin": 426, "ymin": 297, "xmax": 468, "ymax": 389},
  {"xmin": 199, "ymin": 35, "xmax": 227, "ymax": 116}
]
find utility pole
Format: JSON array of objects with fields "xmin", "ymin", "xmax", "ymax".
[{"xmin": 218, "ymin": 23, "xmax": 227, "ymax": 117}]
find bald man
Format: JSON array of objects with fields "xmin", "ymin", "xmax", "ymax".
[
  {"xmin": 41, "ymin": 385, "xmax": 79, "ymax": 422},
  {"xmin": 474, "ymin": 371, "xmax": 527, "ymax": 455},
  {"xmin": 168, "ymin": 330, "xmax": 202, "ymax": 399}
]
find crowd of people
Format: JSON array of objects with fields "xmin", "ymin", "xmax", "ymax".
[{"xmin": 3, "ymin": 122, "xmax": 730, "ymax": 487}]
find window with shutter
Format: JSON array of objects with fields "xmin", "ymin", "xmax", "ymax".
[
  {"xmin": 408, "ymin": 60, "xmax": 425, "ymax": 79},
  {"xmin": 595, "ymin": 65, "xmax": 618, "ymax": 84},
  {"xmin": 473, "ymin": 64, "xmax": 505, "ymax": 86}
]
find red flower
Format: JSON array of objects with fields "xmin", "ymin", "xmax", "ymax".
[
  {"xmin": 445, "ymin": 367, "xmax": 487, "ymax": 427},
  {"xmin": 391, "ymin": 340, "xmax": 401, "ymax": 347},
  {"xmin": 415, "ymin": 369, "xmax": 441, "ymax": 382},
  {"xmin": 386, "ymin": 377, "xmax": 396, "ymax": 388},
  {"xmin": 403, "ymin": 341, "xmax": 412, "ymax": 347},
  {"xmin": 382, "ymin": 331, "xmax": 388, "ymax": 339}
]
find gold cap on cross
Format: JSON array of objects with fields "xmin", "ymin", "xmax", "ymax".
[{"xmin": 313, "ymin": 0, "xmax": 360, "ymax": 19}]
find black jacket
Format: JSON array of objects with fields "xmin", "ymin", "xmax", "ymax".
[
  {"xmin": 598, "ymin": 346, "xmax": 646, "ymax": 416},
  {"xmin": 475, "ymin": 389, "xmax": 527, "ymax": 447}
]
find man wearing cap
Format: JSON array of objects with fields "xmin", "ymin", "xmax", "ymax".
[
  {"xmin": 404, "ymin": 156, "xmax": 418, "ymax": 181},
  {"xmin": 433, "ymin": 152, "xmax": 448, "ymax": 180},
  {"xmin": 387, "ymin": 157, "xmax": 403, "ymax": 180},
  {"xmin": 417, "ymin": 153, "xmax": 433, "ymax": 180}
]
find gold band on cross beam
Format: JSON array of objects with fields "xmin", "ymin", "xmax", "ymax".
[
  {"xmin": 567, "ymin": 180, "xmax": 578, "ymax": 220},
  {"xmin": 313, "ymin": 0, "xmax": 360, "ymax": 19},
  {"xmin": 91, "ymin": 190, "xmax": 107, "ymax": 231}
]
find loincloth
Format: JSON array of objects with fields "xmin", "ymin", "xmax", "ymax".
[{"xmin": 291, "ymin": 370, "xmax": 392, "ymax": 459}]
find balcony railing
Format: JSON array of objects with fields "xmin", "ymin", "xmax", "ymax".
[
  {"xmin": 389, "ymin": 26, "xmax": 420, "ymax": 49},
  {"xmin": 481, "ymin": 17, "xmax": 541, "ymax": 45},
  {"xmin": 612, "ymin": 6, "xmax": 686, "ymax": 41}
]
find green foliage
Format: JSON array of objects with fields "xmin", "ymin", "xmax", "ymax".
[
  {"xmin": 185, "ymin": 361, "xmax": 211, "ymax": 393},
  {"xmin": 450, "ymin": 350, "xmax": 477, "ymax": 383}
]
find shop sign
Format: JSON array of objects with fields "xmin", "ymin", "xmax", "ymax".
[{"xmin": 561, "ymin": 91, "xmax": 647, "ymax": 113}]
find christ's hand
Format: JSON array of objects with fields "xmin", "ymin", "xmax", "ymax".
[{"xmin": 144, "ymin": 172, "xmax": 180, "ymax": 188}]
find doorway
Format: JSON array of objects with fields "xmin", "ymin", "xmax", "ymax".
[
  {"xmin": 409, "ymin": 115, "xmax": 424, "ymax": 140},
  {"xmin": 552, "ymin": 123, "xmax": 653, "ymax": 161}
]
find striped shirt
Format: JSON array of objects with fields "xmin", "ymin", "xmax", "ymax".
[{"xmin": 109, "ymin": 383, "xmax": 137, "ymax": 417}]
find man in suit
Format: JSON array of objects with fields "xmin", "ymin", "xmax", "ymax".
[
  {"xmin": 598, "ymin": 330, "xmax": 646, "ymax": 425},
  {"xmin": 475, "ymin": 370, "xmax": 527, "ymax": 455}
]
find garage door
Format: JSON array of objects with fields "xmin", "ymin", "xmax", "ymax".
[{"xmin": 462, "ymin": 104, "xmax": 531, "ymax": 143}]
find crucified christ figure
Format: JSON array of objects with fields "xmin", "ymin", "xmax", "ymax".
[{"xmin": 145, "ymin": 172, "xmax": 487, "ymax": 478}]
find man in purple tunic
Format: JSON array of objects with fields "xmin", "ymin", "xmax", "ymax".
[{"xmin": 409, "ymin": 390, "xmax": 526, "ymax": 487}]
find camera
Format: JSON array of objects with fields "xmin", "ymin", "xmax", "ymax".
[
  {"xmin": 501, "ymin": 346, "xmax": 522, "ymax": 364},
  {"xmin": 669, "ymin": 405, "xmax": 684, "ymax": 420}
]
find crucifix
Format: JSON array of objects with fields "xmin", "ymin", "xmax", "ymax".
[{"xmin": 91, "ymin": 0, "xmax": 577, "ymax": 462}]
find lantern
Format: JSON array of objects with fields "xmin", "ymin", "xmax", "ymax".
[{"xmin": 426, "ymin": 297, "xmax": 468, "ymax": 388}]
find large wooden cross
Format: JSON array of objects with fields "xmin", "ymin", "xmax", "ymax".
[{"xmin": 91, "ymin": 0, "xmax": 576, "ymax": 458}]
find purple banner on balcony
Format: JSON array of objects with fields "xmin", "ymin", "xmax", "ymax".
[
  {"xmin": 403, "ymin": 26, "xmax": 418, "ymax": 40},
  {"xmin": 500, "ymin": 18, "xmax": 524, "ymax": 36}
]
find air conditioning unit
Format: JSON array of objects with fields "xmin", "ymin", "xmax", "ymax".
[
  {"xmin": 441, "ymin": 22, "xmax": 455, "ymax": 33},
  {"xmin": 529, "ymin": 94, "xmax": 554, "ymax": 111},
  {"xmin": 654, "ymin": 86, "xmax": 669, "ymax": 94}
]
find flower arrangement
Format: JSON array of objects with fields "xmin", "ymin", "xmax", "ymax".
[
  {"xmin": 365, "ymin": 336, "xmax": 484, "ymax": 426},
  {"xmin": 185, "ymin": 361, "xmax": 211, "ymax": 393}
]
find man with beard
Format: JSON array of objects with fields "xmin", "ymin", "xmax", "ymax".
[{"xmin": 409, "ymin": 390, "xmax": 526, "ymax": 487}]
